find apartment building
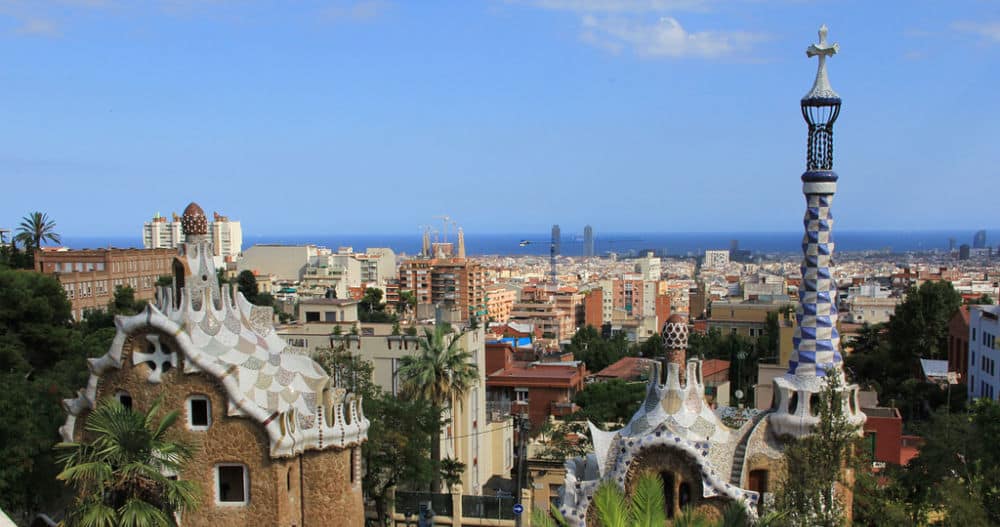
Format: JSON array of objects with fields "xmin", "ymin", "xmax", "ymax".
[
  {"xmin": 142, "ymin": 208, "xmax": 242, "ymax": 258},
  {"xmin": 35, "ymin": 247, "xmax": 176, "ymax": 320},
  {"xmin": 398, "ymin": 258, "xmax": 486, "ymax": 322},
  {"xmin": 238, "ymin": 244, "xmax": 319, "ymax": 282},
  {"xmin": 968, "ymin": 305, "xmax": 1000, "ymax": 400},
  {"xmin": 703, "ymin": 249, "xmax": 730, "ymax": 270}
]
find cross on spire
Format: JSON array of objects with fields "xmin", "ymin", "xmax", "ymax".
[{"xmin": 803, "ymin": 24, "xmax": 840, "ymax": 101}]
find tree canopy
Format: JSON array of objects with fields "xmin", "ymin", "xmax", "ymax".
[
  {"xmin": 564, "ymin": 325, "xmax": 633, "ymax": 373},
  {"xmin": 236, "ymin": 270, "xmax": 259, "ymax": 303},
  {"xmin": 0, "ymin": 270, "xmax": 114, "ymax": 520},
  {"xmin": 846, "ymin": 281, "xmax": 965, "ymax": 420},
  {"xmin": 573, "ymin": 379, "xmax": 646, "ymax": 427}
]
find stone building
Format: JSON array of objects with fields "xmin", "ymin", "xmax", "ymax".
[
  {"xmin": 557, "ymin": 26, "xmax": 865, "ymax": 525},
  {"xmin": 61, "ymin": 203, "xmax": 369, "ymax": 527}
]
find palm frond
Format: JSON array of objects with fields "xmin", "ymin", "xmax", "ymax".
[
  {"xmin": 592, "ymin": 481, "xmax": 629, "ymax": 527},
  {"xmin": 118, "ymin": 497, "xmax": 173, "ymax": 527},
  {"xmin": 720, "ymin": 501, "xmax": 750, "ymax": 527},
  {"xmin": 628, "ymin": 472, "xmax": 666, "ymax": 527},
  {"xmin": 671, "ymin": 507, "xmax": 711, "ymax": 527}
]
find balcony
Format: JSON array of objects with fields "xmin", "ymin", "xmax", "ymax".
[{"xmin": 485, "ymin": 400, "xmax": 511, "ymax": 423}]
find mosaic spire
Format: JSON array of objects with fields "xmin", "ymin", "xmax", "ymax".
[
  {"xmin": 769, "ymin": 26, "xmax": 864, "ymax": 439},
  {"xmin": 788, "ymin": 26, "xmax": 843, "ymax": 378}
]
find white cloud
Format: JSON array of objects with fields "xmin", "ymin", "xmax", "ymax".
[
  {"xmin": 581, "ymin": 15, "xmax": 765, "ymax": 59},
  {"xmin": 15, "ymin": 18, "xmax": 59, "ymax": 36},
  {"xmin": 511, "ymin": 0, "xmax": 710, "ymax": 13},
  {"xmin": 952, "ymin": 21, "xmax": 1000, "ymax": 43}
]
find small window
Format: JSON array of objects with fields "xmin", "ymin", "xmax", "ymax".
[
  {"xmin": 115, "ymin": 391, "xmax": 133, "ymax": 410},
  {"xmin": 216, "ymin": 464, "xmax": 248, "ymax": 505},
  {"xmin": 188, "ymin": 396, "xmax": 211, "ymax": 430}
]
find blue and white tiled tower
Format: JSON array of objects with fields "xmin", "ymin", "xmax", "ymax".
[{"xmin": 769, "ymin": 26, "xmax": 866, "ymax": 438}]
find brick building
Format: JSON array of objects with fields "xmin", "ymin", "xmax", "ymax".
[
  {"xmin": 35, "ymin": 246, "xmax": 176, "ymax": 320},
  {"xmin": 948, "ymin": 306, "xmax": 970, "ymax": 385},
  {"xmin": 485, "ymin": 342, "xmax": 586, "ymax": 430}
]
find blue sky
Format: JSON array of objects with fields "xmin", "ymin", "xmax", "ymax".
[{"xmin": 1, "ymin": 0, "xmax": 998, "ymax": 238}]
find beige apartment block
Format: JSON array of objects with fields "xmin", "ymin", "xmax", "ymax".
[{"xmin": 278, "ymin": 322, "xmax": 513, "ymax": 495}]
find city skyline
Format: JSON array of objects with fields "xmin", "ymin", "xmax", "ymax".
[{"xmin": 2, "ymin": 1, "xmax": 999, "ymax": 236}]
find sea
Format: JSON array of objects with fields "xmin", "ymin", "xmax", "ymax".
[{"xmin": 61, "ymin": 230, "xmax": 995, "ymax": 258}]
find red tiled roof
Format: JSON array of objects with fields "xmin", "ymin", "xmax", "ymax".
[
  {"xmin": 592, "ymin": 357, "xmax": 656, "ymax": 380},
  {"xmin": 701, "ymin": 359, "xmax": 730, "ymax": 378},
  {"xmin": 486, "ymin": 361, "xmax": 584, "ymax": 387}
]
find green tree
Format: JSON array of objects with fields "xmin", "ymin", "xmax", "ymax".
[
  {"xmin": 398, "ymin": 290, "xmax": 417, "ymax": 318},
  {"xmin": 535, "ymin": 420, "xmax": 592, "ymax": 461},
  {"xmin": 364, "ymin": 393, "xmax": 438, "ymax": 524},
  {"xmin": 312, "ymin": 345, "xmax": 378, "ymax": 401},
  {"xmin": 969, "ymin": 294, "xmax": 994, "ymax": 305},
  {"xmin": 236, "ymin": 270, "xmax": 258, "ymax": 303},
  {"xmin": 359, "ymin": 287, "xmax": 396, "ymax": 323},
  {"xmin": 771, "ymin": 372, "xmax": 860, "ymax": 527},
  {"xmin": 14, "ymin": 211, "xmax": 61, "ymax": 256},
  {"xmin": 566, "ymin": 325, "xmax": 632, "ymax": 373},
  {"xmin": 634, "ymin": 332, "xmax": 664, "ymax": 359},
  {"xmin": 111, "ymin": 285, "xmax": 147, "ymax": 316},
  {"xmin": 573, "ymin": 379, "xmax": 646, "ymax": 426},
  {"xmin": 887, "ymin": 281, "xmax": 962, "ymax": 362},
  {"xmin": 0, "ymin": 270, "xmax": 116, "ymax": 519},
  {"xmin": 56, "ymin": 397, "xmax": 200, "ymax": 527},
  {"xmin": 310, "ymin": 347, "xmax": 438, "ymax": 524},
  {"xmin": 898, "ymin": 398, "xmax": 1000, "ymax": 524},
  {"xmin": 397, "ymin": 325, "xmax": 479, "ymax": 492},
  {"xmin": 440, "ymin": 457, "xmax": 466, "ymax": 492}
]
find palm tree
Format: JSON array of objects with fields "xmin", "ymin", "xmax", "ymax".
[
  {"xmin": 591, "ymin": 471, "xmax": 666, "ymax": 527},
  {"xmin": 397, "ymin": 324, "xmax": 479, "ymax": 492},
  {"xmin": 56, "ymin": 397, "xmax": 200, "ymax": 527},
  {"xmin": 15, "ymin": 211, "xmax": 61, "ymax": 252}
]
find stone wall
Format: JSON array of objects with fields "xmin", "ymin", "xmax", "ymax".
[{"xmin": 301, "ymin": 448, "xmax": 363, "ymax": 527}]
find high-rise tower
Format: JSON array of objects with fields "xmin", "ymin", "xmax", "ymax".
[
  {"xmin": 973, "ymin": 230, "xmax": 987, "ymax": 249},
  {"xmin": 583, "ymin": 225, "xmax": 594, "ymax": 258},
  {"xmin": 550, "ymin": 224, "xmax": 561, "ymax": 284},
  {"xmin": 769, "ymin": 26, "xmax": 865, "ymax": 438}
]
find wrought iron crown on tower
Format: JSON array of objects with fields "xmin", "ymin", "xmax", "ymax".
[{"xmin": 801, "ymin": 25, "xmax": 840, "ymax": 173}]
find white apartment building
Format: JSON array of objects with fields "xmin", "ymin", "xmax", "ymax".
[
  {"xmin": 635, "ymin": 252, "xmax": 661, "ymax": 281},
  {"xmin": 968, "ymin": 305, "xmax": 1000, "ymax": 401},
  {"xmin": 704, "ymin": 249, "xmax": 730, "ymax": 270},
  {"xmin": 142, "ymin": 211, "xmax": 242, "ymax": 258}
]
